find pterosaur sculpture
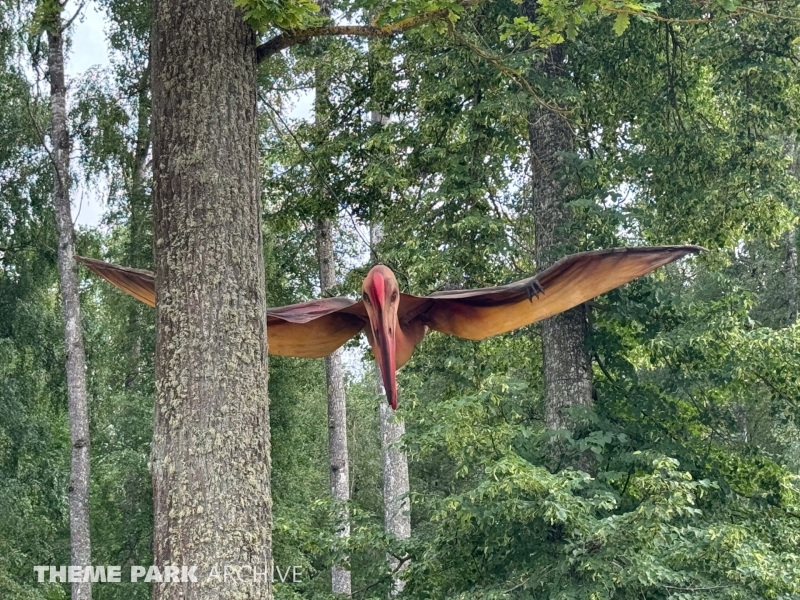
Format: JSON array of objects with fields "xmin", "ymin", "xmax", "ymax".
[{"xmin": 77, "ymin": 245, "xmax": 701, "ymax": 409}]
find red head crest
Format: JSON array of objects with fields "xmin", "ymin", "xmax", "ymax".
[{"xmin": 362, "ymin": 265, "xmax": 400, "ymax": 409}]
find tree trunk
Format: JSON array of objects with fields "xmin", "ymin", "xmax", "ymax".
[
  {"xmin": 785, "ymin": 227, "xmax": 798, "ymax": 325},
  {"xmin": 47, "ymin": 17, "xmax": 92, "ymax": 600},
  {"xmin": 313, "ymin": 8, "xmax": 352, "ymax": 589},
  {"xmin": 316, "ymin": 219, "xmax": 352, "ymax": 595},
  {"xmin": 128, "ymin": 70, "xmax": 152, "ymax": 269},
  {"xmin": 786, "ymin": 143, "xmax": 798, "ymax": 326},
  {"xmin": 150, "ymin": 0, "xmax": 272, "ymax": 598},
  {"xmin": 379, "ymin": 400, "xmax": 411, "ymax": 595},
  {"xmin": 371, "ymin": 222, "xmax": 411, "ymax": 596},
  {"xmin": 124, "ymin": 71, "xmax": 151, "ymax": 391},
  {"xmin": 527, "ymin": 46, "xmax": 593, "ymax": 471}
]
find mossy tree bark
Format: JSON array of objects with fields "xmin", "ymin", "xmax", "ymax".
[
  {"xmin": 526, "ymin": 44, "xmax": 594, "ymax": 471},
  {"xmin": 150, "ymin": 0, "xmax": 272, "ymax": 597},
  {"xmin": 47, "ymin": 14, "xmax": 92, "ymax": 600}
]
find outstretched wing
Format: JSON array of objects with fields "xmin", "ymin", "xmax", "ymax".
[
  {"xmin": 266, "ymin": 299, "xmax": 366, "ymax": 358},
  {"xmin": 76, "ymin": 256, "xmax": 157, "ymax": 306},
  {"xmin": 417, "ymin": 246, "xmax": 703, "ymax": 340},
  {"xmin": 75, "ymin": 256, "xmax": 366, "ymax": 358}
]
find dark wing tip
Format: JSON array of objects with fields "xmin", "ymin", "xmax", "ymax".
[
  {"xmin": 75, "ymin": 255, "xmax": 156, "ymax": 276},
  {"xmin": 266, "ymin": 296, "xmax": 361, "ymax": 324},
  {"xmin": 655, "ymin": 244, "xmax": 706, "ymax": 254},
  {"xmin": 75, "ymin": 255, "xmax": 99, "ymax": 267},
  {"xmin": 75, "ymin": 255, "xmax": 156, "ymax": 307},
  {"xmin": 545, "ymin": 244, "xmax": 705, "ymax": 272}
]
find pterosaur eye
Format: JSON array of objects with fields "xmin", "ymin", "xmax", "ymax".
[
  {"xmin": 362, "ymin": 293, "xmax": 370, "ymax": 304},
  {"xmin": 391, "ymin": 291, "xmax": 398, "ymax": 303}
]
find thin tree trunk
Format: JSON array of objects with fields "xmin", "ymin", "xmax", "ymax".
[
  {"xmin": 371, "ymin": 222, "xmax": 411, "ymax": 596},
  {"xmin": 526, "ymin": 44, "xmax": 593, "ymax": 471},
  {"xmin": 786, "ymin": 143, "xmax": 799, "ymax": 326},
  {"xmin": 124, "ymin": 71, "xmax": 151, "ymax": 391},
  {"xmin": 313, "ymin": 6, "xmax": 352, "ymax": 590},
  {"xmin": 369, "ymin": 25, "xmax": 411, "ymax": 587},
  {"xmin": 46, "ymin": 16, "xmax": 92, "ymax": 600},
  {"xmin": 316, "ymin": 219, "xmax": 352, "ymax": 595},
  {"xmin": 128, "ymin": 70, "xmax": 152, "ymax": 269},
  {"xmin": 150, "ymin": 0, "xmax": 272, "ymax": 598},
  {"xmin": 785, "ymin": 227, "xmax": 798, "ymax": 325},
  {"xmin": 379, "ymin": 400, "xmax": 411, "ymax": 595}
]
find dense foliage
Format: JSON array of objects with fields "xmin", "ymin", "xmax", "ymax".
[{"xmin": 1, "ymin": 0, "xmax": 799, "ymax": 598}]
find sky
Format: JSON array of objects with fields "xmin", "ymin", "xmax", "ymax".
[
  {"xmin": 66, "ymin": 3, "xmax": 316, "ymax": 229},
  {"xmin": 68, "ymin": 2, "xmax": 110, "ymax": 228}
]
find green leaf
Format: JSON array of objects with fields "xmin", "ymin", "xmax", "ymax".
[{"xmin": 612, "ymin": 12, "xmax": 630, "ymax": 36}]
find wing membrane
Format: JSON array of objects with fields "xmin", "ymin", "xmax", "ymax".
[
  {"xmin": 76, "ymin": 256, "xmax": 366, "ymax": 357},
  {"xmin": 422, "ymin": 246, "xmax": 703, "ymax": 340},
  {"xmin": 76, "ymin": 256, "xmax": 156, "ymax": 307},
  {"xmin": 266, "ymin": 299, "xmax": 365, "ymax": 358}
]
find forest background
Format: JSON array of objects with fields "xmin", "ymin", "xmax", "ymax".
[{"xmin": 1, "ymin": 0, "xmax": 799, "ymax": 597}]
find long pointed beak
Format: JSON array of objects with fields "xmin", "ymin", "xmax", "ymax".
[{"xmin": 371, "ymin": 309, "xmax": 398, "ymax": 410}]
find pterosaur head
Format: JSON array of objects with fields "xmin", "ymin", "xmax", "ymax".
[{"xmin": 362, "ymin": 265, "xmax": 400, "ymax": 409}]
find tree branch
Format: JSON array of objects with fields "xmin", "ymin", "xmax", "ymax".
[
  {"xmin": 23, "ymin": 90, "xmax": 64, "ymax": 190},
  {"xmin": 256, "ymin": 5, "xmax": 469, "ymax": 62},
  {"xmin": 351, "ymin": 554, "xmax": 412, "ymax": 597},
  {"xmin": 61, "ymin": 1, "xmax": 86, "ymax": 33}
]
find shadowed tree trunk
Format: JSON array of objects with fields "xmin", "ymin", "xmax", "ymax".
[
  {"xmin": 370, "ymin": 221, "xmax": 411, "ymax": 596},
  {"xmin": 316, "ymin": 219, "xmax": 352, "ymax": 595},
  {"xmin": 526, "ymin": 43, "xmax": 594, "ymax": 471},
  {"xmin": 150, "ymin": 0, "xmax": 272, "ymax": 597},
  {"xmin": 786, "ymin": 144, "xmax": 798, "ymax": 325},
  {"xmin": 124, "ymin": 71, "xmax": 152, "ymax": 391},
  {"xmin": 128, "ymin": 74, "xmax": 152, "ymax": 269},
  {"xmin": 46, "ymin": 13, "xmax": 92, "ymax": 600},
  {"xmin": 785, "ymin": 228, "xmax": 798, "ymax": 324}
]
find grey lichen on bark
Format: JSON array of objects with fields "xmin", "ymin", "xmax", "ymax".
[
  {"xmin": 371, "ymin": 223, "xmax": 411, "ymax": 596},
  {"xmin": 151, "ymin": 0, "xmax": 272, "ymax": 597},
  {"xmin": 316, "ymin": 218, "xmax": 352, "ymax": 596},
  {"xmin": 47, "ymin": 14, "xmax": 92, "ymax": 600},
  {"xmin": 527, "ymin": 44, "xmax": 594, "ymax": 472}
]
